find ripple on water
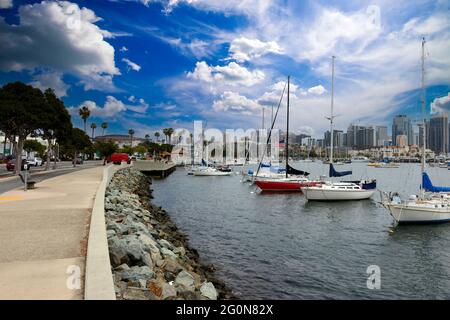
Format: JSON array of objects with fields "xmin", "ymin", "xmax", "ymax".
[{"xmin": 151, "ymin": 163, "xmax": 450, "ymax": 299}]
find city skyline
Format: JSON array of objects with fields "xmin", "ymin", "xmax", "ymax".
[{"xmin": 0, "ymin": 1, "xmax": 449, "ymax": 138}]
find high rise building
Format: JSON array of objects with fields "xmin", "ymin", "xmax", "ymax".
[
  {"xmin": 392, "ymin": 115, "xmax": 413, "ymax": 146},
  {"xmin": 375, "ymin": 126, "xmax": 388, "ymax": 146},
  {"xmin": 428, "ymin": 113, "xmax": 449, "ymax": 154}
]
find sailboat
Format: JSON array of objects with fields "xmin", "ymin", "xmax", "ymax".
[
  {"xmin": 301, "ymin": 56, "xmax": 376, "ymax": 201},
  {"xmin": 383, "ymin": 38, "xmax": 450, "ymax": 224},
  {"xmin": 255, "ymin": 76, "xmax": 321, "ymax": 192}
]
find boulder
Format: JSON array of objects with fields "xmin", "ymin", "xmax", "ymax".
[
  {"xmin": 161, "ymin": 283, "xmax": 177, "ymax": 300},
  {"xmin": 200, "ymin": 282, "xmax": 218, "ymax": 300},
  {"xmin": 175, "ymin": 271, "xmax": 195, "ymax": 291}
]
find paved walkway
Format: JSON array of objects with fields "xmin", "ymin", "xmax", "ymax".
[{"xmin": 0, "ymin": 167, "xmax": 103, "ymax": 299}]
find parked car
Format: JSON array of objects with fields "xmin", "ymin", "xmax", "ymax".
[
  {"xmin": 6, "ymin": 159, "xmax": 30, "ymax": 171},
  {"xmin": 108, "ymin": 153, "xmax": 131, "ymax": 165},
  {"xmin": 27, "ymin": 157, "xmax": 43, "ymax": 166}
]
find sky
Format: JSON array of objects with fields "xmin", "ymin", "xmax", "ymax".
[{"xmin": 0, "ymin": 0, "xmax": 449, "ymax": 139}]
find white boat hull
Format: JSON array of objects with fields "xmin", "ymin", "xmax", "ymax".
[
  {"xmin": 387, "ymin": 204, "xmax": 450, "ymax": 224},
  {"xmin": 193, "ymin": 170, "xmax": 231, "ymax": 176},
  {"xmin": 302, "ymin": 187, "xmax": 375, "ymax": 201}
]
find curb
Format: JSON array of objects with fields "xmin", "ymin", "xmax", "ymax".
[{"xmin": 84, "ymin": 163, "xmax": 130, "ymax": 300}]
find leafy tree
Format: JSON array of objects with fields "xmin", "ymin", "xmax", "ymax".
[
  {"xmin": 0, "ymin": 82, "xmax": 48, "ymax": 174},
  {"xmin": 42, "ymin": 88, "xmax": 72, "ymax": 170},
  {"xmin": 95, "ymin": 140, "xmax": 118, "ymax": 164},
  {"xmin": 24, "ymin": 140, "xmax": 46, "ymax": 157},
  {"xmin": 60, "ymin": 128, "xmax": 92, "ymax": 167},
  {"xmin": 101, "ymin": 122, "xmax": 108, "ymax": 136},
  {"xmin": 79, "ymin": 106, "xmax": 90, "ymax": 133},
  {"xmin": 134, "ymin": 144, "xmax": 147, "ymax": 155},
  {"xmin": 119, "ymin": 145, "xmax": 134, "ymax": 155}
]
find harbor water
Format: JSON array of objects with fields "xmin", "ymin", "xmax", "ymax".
[{"xmin": 151, "ymin": 162, "xmax": 450, "ymax": 299}]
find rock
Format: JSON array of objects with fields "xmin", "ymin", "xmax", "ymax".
[
  {"xmin": 147, "ymin": 281, "xmax": 163, "ymax": 298},
  {"xmin": 175, "ymin": 271, "xmax": 195, "ymax": 291},
  {"xmin": 158, "ymin": 239, "xmax": 174, "ymax": 250},
  {"xmin": 173, "ymin": 246, "xmax": 186, "ymax": 256},
  {"xmin": 108, "ymin": 237, "xmax": 129, "ymax": 267},
  {"xmin": 122, "ymin": 287, "xmax": 158, "ymax": 300},
  {"xmin": 164, "ymin": 258, "xmax": 183, "ymax": 273},
  {"xmin": 141, "ymin": 252, "xmax": 154, "ymax": 268},
  {"xmin": 160, "ymin": 247, "xmax": 177, "ymax": 259},
  {"xmin": 115, "ymin": 263, "xmax": 130, "ymax": 271},
  {"xmin": 118, "ymin": 266, "xmax": 155, "ymax": 281},
  {"xmin": 123, "ymin": 235, "xmax": 143, "ymax": 261},
  {"xmin": 138, "ymin": 233, "xmax": 162, "ymax": 262},
  {"xmin": 200, "ymin": 282, "xmax": 218, "ymax": 300},
  {"xmin": 161, "ymin": 283, "xmax": 177, "ymax": 300}
]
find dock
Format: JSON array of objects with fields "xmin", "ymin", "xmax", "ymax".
[{"xmin": 132, "ymin": 160, "xmax": 176, "ymax": 178}]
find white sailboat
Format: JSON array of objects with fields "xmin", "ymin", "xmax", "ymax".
[
  {"xmin": 301, "ymin": 56, "xmax": 376, "ymax": 201},
  {"xmin": 383, "ymin": 38, "xmax": 450, "ymax": 224}
]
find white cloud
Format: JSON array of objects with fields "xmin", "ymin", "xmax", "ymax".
[
  {"xmin": 119, "ymin": 46, "xmax": 128, "ymax": 52},
  {"xmin": 187, "ymin": 61, "xmax": 265, "ymax": 87},
  {"xmin": 0, "ymin": 0, "xmax": 12, "ymax": 9},
  {"xmin": 0, "ymin": 1, "xmax": 119, "ymax": 91},
  {"xmin": 228, "ymin": 37, "xmax": 283, "ymax": 62},
  {"xmin": 30, "ymin": 71, "xmax": 70, "ymax": 98},
  {"xmin": 307, "ymin": 85, "xmax": 326, "ymax": 95},
  {"xmin": 122, "ymin": 58, "xmax": 141, "ymax": 72},
  {"xmin": 430, "ymin": 93, "xmax": 450, "ymax": 114},
  {"xmin": 72, "ymin": 95, "xmax": 149, "ymax": 117},
  {"xmin": 213, "ymin": 91, "xmax": 260, "ymax": 115}
]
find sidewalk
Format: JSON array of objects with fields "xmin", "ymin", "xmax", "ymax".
[{"xmin": 0, "ymin": 166, "xmax": 104, "ymax": 299}]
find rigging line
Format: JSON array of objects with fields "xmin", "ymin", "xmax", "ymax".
[{"xmin": 255, "ymin": 82, "xmax": 287, "ymax": 178}]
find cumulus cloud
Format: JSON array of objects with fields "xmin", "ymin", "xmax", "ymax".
[
  {"xmin": 119, "ymin": 46, "xmax": 129, "ymax": 52},
  {"xmin": 71, "ymin": 96, "xmax": 149, "ymax": 117},
  {"xmin": 228, "ymin": 37, "xmax": 283, "ymax": 62},
  {"xmin": 187, "ymin": 61, "xmax": 265, "ymax": 87},
  {"xmin": 213, "ymin": 91, "xmax": 260, "ymax": 114},
  {"xmin": 307, "ymin": 85, "xmax": 326, "ymax": 95},
  {"xmin": 122, "ymin": 58, "xmax": 141, "ymax": 72},
  {"xmin": 0, "ymin": 1, "xmax": 119, "ymax": 91},
  {"xmin": 0, "ymin": 0, "xmax": 13, "ymax": 9},
  {"xmin": 30, "ymin": 71, "xmax": 70, "ymax": 98},
  {"xmin": 430, "ymin": 93, "xmax": 450, "ymax": 114}
]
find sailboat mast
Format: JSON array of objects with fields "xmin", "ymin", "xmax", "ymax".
[
  {"xmin": 330, "ymin": 55, "xmax": 335, "ymax": 164},
  {"xmin": 286, "ymin": 75, "xmax": 290, "ymax": 178},
  {"xmin": 421, "ymin": 38, "xmax": 426, "ymax": 175}
]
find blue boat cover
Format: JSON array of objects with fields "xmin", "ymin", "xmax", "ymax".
[
  {"xmin": 422, "ymin": 172, "xmax": 450, "ymax": 192},
  {"xmin": 329, "ymin": 164, "xmax": 352, "ymax": 177}
]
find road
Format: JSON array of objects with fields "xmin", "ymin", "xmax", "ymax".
[{"xmin": 0, "ymin": 161, "xmax": 103, "ymax": 194}]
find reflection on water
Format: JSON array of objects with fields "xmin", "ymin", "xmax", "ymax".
[{"xmin": 151, "ymin": 163, "xmax": 450, "ymax": 299}]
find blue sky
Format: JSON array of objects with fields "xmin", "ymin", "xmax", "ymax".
[{"xmin": 0, "ymin": 0, "xmax": 449, "ymax": 138}]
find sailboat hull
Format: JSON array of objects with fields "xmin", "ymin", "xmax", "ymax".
[
  {"xmin": 387, "ymin": 204, "xmax": 450, "ymax": 224},
  {"xmin": 302, "ymin": 187, "xmax": 375, "ymax": 201},
  {"xmin": 255, "ymin": 179, "xmax": 321, "ymax": 192}
]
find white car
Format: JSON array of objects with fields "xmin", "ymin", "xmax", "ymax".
[{"xmin": 27, "ymin": 157, "xmax": 43, "ymax": 166}]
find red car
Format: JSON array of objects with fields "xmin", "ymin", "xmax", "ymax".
[
  {"xmin": 6, "ymin": 159, "xmax": 29, "ymax": 171},
  {"xmin": 108, "ymin": 153, "xmax": 131, "ymax": 165}
]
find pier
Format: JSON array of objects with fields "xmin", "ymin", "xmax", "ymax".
[{"xmin": 132, "ymin": 160, "xmax": 176, "ymax": 178}]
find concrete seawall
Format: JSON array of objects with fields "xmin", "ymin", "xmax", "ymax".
[{"xmin": 84, "ymin": 163, "xmax": 130, "ymax": 300}]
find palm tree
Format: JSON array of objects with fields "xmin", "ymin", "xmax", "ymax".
[
  {"xmin": 90, "ymin": 123, "xmax": 97, "ymax": 140},
  {"xmin": 163, "ymin": 128, "xmax": 169, "ymax": 143},
  {"xmin": 128, "ymin": 129, "xmax": 135, "ymax": 146},
  {"xmin": 154, "ymin": 131, "xmax": 160, "ymax": 142},
  {"xmin": 79, "ymin": 106, "xmax": 90, "ymax": 133},
  {"xmin": 101, "ymin": 122, "xmax": 108, "ymax": 136},
  {"xmin": 145, "ymin": 134, "xmax": 150, "ymax": 141},
  {"xmin": 167, "ymin": 128, "xmax": 174, "ymax": 144}
]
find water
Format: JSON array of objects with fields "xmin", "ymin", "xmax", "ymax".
[{"xmin": 151, "ymin": 162, "xmax": 450, "ymax": 299}]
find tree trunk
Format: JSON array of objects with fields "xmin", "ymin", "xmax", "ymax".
[
  {"xmin": 53, "ymin": 144, "xmax": 57, "ymax": 170},
  {"xmin": 45, "ymin": 139, "xmax": 52, "ymax": 171},
  {"xmin": 14, "ymin": 138, "xmax": 25, "ymax": 175},
  {"xmin": 73, "ymin": 151, "xmax": 77, "ymax": 167}
]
